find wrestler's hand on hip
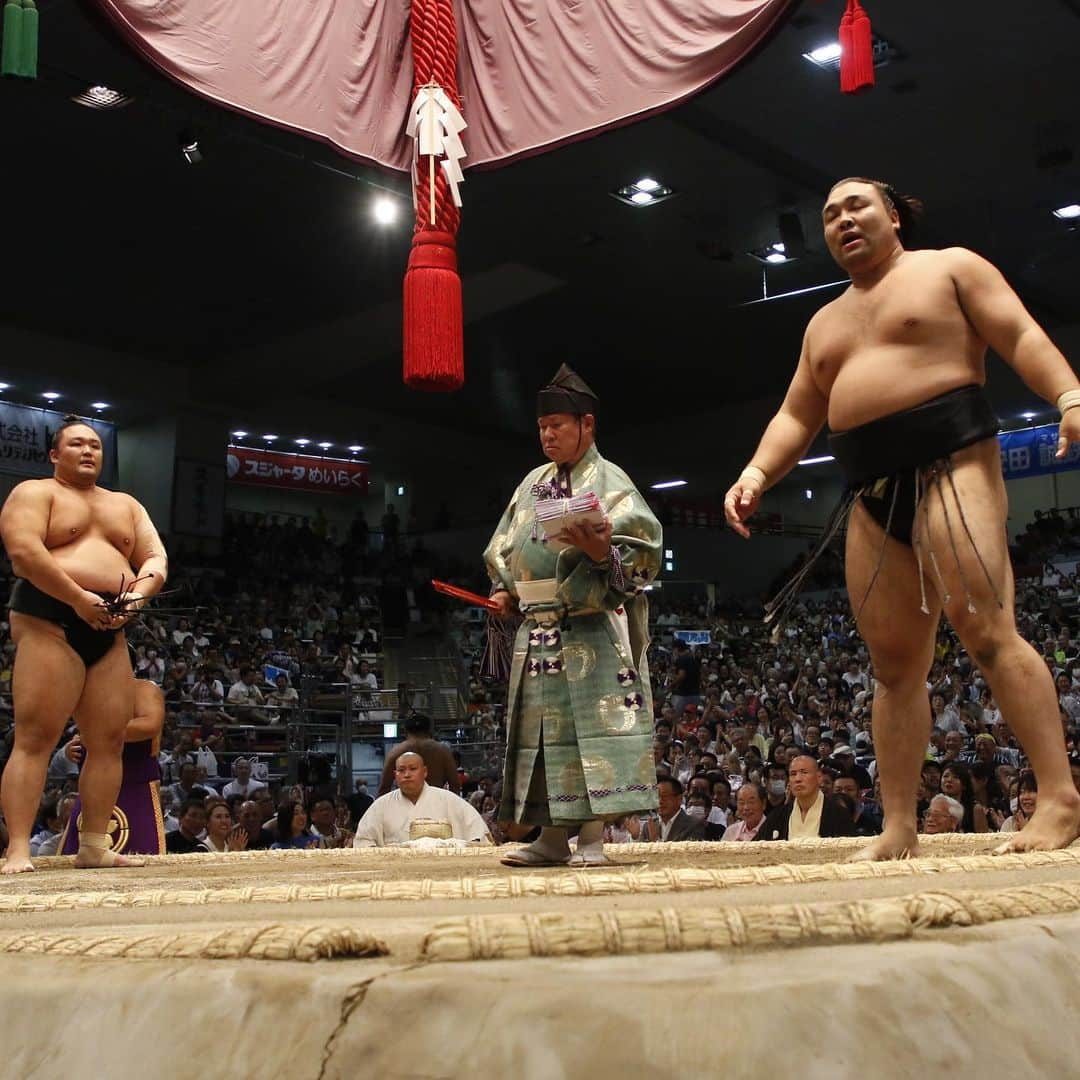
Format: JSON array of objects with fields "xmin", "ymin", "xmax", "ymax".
[
  {"xmin": 74, "ymin": 590, "xmax": 112, "ymax": 630},
  {"xmin": 491, "ymin": 590, "xmax": 519, "ymax": 620},
  {"xmin": 723, "ymin": 478, "xmax": 762, "ymax": 539},
  {"xmin": 1057, "ymin": 409, "xmax": 1080, "ymax": 459}
]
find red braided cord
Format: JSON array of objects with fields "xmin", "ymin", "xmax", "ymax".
[{"xmin": 412, "ymin": 0, "xmax": 461, "ymax": 237}]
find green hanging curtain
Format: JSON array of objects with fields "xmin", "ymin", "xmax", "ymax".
[{"xmin": 1, "ymin": 0, "xmax": 37, "ymax": 80}]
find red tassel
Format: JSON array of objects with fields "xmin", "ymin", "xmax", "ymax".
[
  {"xmin": 403, "ymin": 230, "xmax": 464, "ymax": 392},
  {"xmin": 839, "ymin": 0, "xmax": 874, "ymax": 94}
]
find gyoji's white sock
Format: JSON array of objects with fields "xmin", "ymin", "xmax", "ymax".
[
  {"xmin": 574, "ymin": 819, "xmax": 604, "ymax": 862},
  {"xmin": 526, "ymin": 826, "xmax": 571, "ymax": 860}
]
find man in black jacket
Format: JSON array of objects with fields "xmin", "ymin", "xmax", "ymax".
[
  {"xmin": 756, "ymin": 754, "xmax": 856, "ymax": 841},
  {"xmin": 641, "ymin": 777, "xmax": 706, "ymax": 842}
]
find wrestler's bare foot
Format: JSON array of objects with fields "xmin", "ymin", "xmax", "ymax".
[
  {"xmin": 0, "ymin": 845, "xmax": 35, "ymax": 874},
  {"xmin": 848, "ymin": 826, "xmax": 920, "ymax": 862},
  {"xmin": 994, "ymin": 791, "xmax": 1080, "ymax": 855}
]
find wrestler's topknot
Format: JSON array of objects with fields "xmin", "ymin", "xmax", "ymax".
[
  {"xmin": 830, "ymin": 177, "xmax": 924, "ymax": 246},
  {"xmin": 51, "ymin": 413, "xmax": 98, "ymax": 450}
]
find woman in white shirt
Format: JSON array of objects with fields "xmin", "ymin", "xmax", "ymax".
[
  {"xmin": 201, "ymin": 799, "xmax": 249, "ymax": 852},
  {"xmin": 998, "ymin": 773, "xmax": 1037, "ymax": 834}
]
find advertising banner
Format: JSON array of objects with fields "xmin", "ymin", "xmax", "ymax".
[
  {"xmin": 998, "ymin": 423, "xmax": 1080, "ymax": 481},
  {"xmin": 0, "ymin": 403, "xmax": 118, "ymax": 486},
  {"xmin": 226, "ymin": 445, "xmax": 369, "ymax": 496}
]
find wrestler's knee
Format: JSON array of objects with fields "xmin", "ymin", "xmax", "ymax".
[
  {"xmin": 11, "ymin": 723, "xmax": 59, "ymax": 757},
  {"xmin": 865, "ymin": 642, "xmax": 927, "ymax": 691},
  {"xmin": 951, "ymin": 612, "xmax": 1009, "ymax": 671},
  {"xmin": 79, "ymin": 728, "xmax": 125, "ymax": 757}
]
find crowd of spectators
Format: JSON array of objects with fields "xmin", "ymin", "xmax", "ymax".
[
  {"xmin": 0, "ymin": 511, "xmax": 396, "ymax": 856},
  {"xmin": 624, "ymin": 507, "xmax": 1080, "ymax": 842},
  {"xmin": 8, "ymin": 503, "xmax": 1080, "ymax": 858}
]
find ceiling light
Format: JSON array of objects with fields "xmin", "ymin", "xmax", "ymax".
[
  {"xmin": 749, "ymin": 242, "xmax": 796, "ymax": 265},
  {"xmin": 651, "ymin": 480, "xmax": 687, "ymax": 490},
  {"xmin": 348, "ymin": 445, "xmax": 365, "ymax": 453},
  {"xmin": 612, "ymin": 178, "xmax": 676, "ymax": 208},
  {"xmin": 1052, "ymin": 204, "xmax": 1080, "ymax": 220},
  {"xmin": 0, "ymin": 383, "xmax": 10, "ymax": 391},
  {"xmin": 294, "ymin": 438, "xmax": 310, "ymax": 446},
  {"xmin": 91, "ymin": 402, "xmax": 110, "ymax": 410},
  {"xmin": 372, "ymin": 197, "xmax": 398, "ymax": 225},
  {"xmin": 72, "ymin": 85, "xmax": 133, "ymax": 110},
  {"xmin": 318, "ymin": 442, "xmax": 332, "ymax": 449},
  {"xmin": 42, "ymin": 392, "xmax": 61, "ymax": 400},
  {"xmin": 232, "ymin": 430, "xmax": 248, "ymax": 438},
  {"xmin": 262, "ymin": 434, "xmax": 278, "ymax": 442},
  {"xmin": 798, "ymin": 455, "xmax": 835, "ymax": 466},
  {"xmin": 803, "ymin": 42, "xmax": 842, "ymax": 66},
  {"xmin": 802, "ymin": 34, "xmax": 898, "ymax": 71},
  {"xmin": 179, "ymin": 129, "xmax": 203, "ymax": 165},
  {"xmin": 1021, "ymin": 412, "xmax": 1037, "ymax": 420}
]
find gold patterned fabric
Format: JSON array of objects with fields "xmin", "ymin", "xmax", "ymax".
[{"xmin": 484, "ymin": 444, "xmax": 662, "ymax": 825}]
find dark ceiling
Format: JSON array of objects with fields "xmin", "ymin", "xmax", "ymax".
[{"xmin": 1, "ymin": 0, "xmax": 1079, "ymax": 480}]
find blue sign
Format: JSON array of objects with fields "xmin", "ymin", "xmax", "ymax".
[
  {"xmin": 673, "ymin": 630, "xmax": 711, "ymax": 646},
  {"xmin": 999, "ymin": 423, "xmax": 1080, "ymax": 481},
  {"xmin": 264, "ymin": 664, "xmax": 290, "ymax": 687}
]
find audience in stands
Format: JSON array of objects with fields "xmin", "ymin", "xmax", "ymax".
[{"xmin": 9, "ymin": 503, "xmax": 1080, "ymax": 859}]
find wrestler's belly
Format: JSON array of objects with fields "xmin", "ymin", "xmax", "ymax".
[
  {"xmin": 50, "ymin": 536, "xmax": 135, "ymax": 593},
  {"xmin": 827, "ymin": 349, "xmax": 984, "ymax": 432}
]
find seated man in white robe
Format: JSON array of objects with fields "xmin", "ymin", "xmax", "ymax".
[{"xmin": 353, "ymin": 752, "xmax": 491, "ymax": 847}]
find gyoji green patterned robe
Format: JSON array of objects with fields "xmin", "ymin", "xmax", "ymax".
[{"xmin": 484, "ymin": 444, "xmax": 662, "ymax": 826}]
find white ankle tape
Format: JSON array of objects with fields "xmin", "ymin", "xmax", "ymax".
[{"xmin": 79, "ymin": 831, "xmax": 110, "ymax": 851}]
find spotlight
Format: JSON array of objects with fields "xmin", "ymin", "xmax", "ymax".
[
  {"xmin": 72, "ymin": 85, "xmax": 133, "ymax": 110},
  {"xmin": 179, "ymin": 129, "xmax": 203, "ymax": 165},
  {"xmin": 749, "ymin": 243, "xmax": 795, "ymax": 265},
  {"xmin": 232, "ymin": 430, "xmax": 248, "ymax": 439},
  {"xmin": 318, "ymin": 442, "xmax": 332, "ymax": 449},
  {"xmin": 294, "ymin": 438, "xmax": 310, "ymax": 446},
  {"xmin": 372, "ymin": 197, "xmax": 398, "ymax": 225},
  {"xmin": 1021, "ymin": 412, "xmax": 1037, "ymax": 421},
  {"xmin": 262, "ymin": 434, "xmax": 278, "ymax": 442},
  {"xmin": 1052, "ymin": 204, "xmax": 1080, "ymax": 220},
  {"xmin": 651, "ymin": 480, "xmax": 687, "ymax": 490},
  {"xmin": 803, "ymin": 42, "xmax": 842, "ymax": 66},
  {"xmin": 42, "ymin": 392, "xmax": 61, "ymax": 400},
  {"xmin": 0, "ymin": 383, "xmax": 10, "ymax": 391},
  {"xmin": 798, "ymin": 455, "xmax": 835, "ymax": 466},
  {"xmin": 612, "ymin": 177, "xmax": 675, "ymax": 208},
  {"xmin": 348, "ymin": 445, "xmax": 365, "ymax": 453},
  {"xmin": 91, "ymin": 402, "xmax": 110, "ymax": 411}
]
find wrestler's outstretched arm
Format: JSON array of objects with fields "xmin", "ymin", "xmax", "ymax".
[
  {"xmin": 724, "ymin": 333, "xmax": 829, "ymax": 538},
  {"xmin": 947, "ymin": 248, "xmax": 1080, "ymax": 457},
  {"xmin": 0, "ymin": 483, "xmax": 113, "ymax": 628}
]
